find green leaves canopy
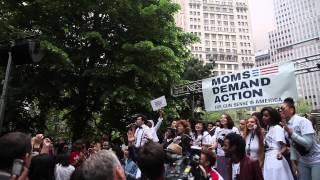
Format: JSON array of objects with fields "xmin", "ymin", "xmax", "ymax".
[{"xmin": 0, "ymin": 0, "xmax": 196, "ymax": 140}]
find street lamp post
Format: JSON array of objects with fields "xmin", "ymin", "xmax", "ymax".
[
  {"xmin": 0, "ymin": 38, "xmax": 43, "ymax": 134},
  {"xmin": 0, "ymin": 47, "xmax": 13, "ymax": 133}
]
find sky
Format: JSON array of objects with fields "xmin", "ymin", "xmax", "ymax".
[{"xmin": 248, "ymin": 0, "xmax": 276, "ymax": 52}]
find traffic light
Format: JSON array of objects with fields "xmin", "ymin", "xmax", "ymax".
[{"xmin": 0, "ymin": 39, "xmax": 43, "ymax": 66}]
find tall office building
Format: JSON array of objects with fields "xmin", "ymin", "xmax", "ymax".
[
  {"xmin": 255, "ymin": 50, "xmax": 271, "ymax": 67},
  {"xmin": 174, "ymin": 0, "xmax": 255, "ymax": 76},
  {"xmin": 268, "ymin": 0, "xmax": 320, "ymax": 109}
]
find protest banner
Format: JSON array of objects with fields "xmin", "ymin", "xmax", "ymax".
[
  {"xmin": 202, "ymin": 62, "xmax": 298, "ymax": 111},
  {"xmin": 150, "ymin": 96, "xmax": 167, "ymax": 111}
]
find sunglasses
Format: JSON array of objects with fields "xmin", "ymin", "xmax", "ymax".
[{"xmin": 278, "ymin": 106, "xmax": 288, "ymax": 112}]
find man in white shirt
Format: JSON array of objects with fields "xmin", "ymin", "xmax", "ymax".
[{"xmin": 133, "ymin": 114, "xmax": 153, "ymax": 148}]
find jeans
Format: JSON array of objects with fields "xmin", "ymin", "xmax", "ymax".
[{"xmin": 298, "ymin": 161, "xmax": 320, "ymax": 180}]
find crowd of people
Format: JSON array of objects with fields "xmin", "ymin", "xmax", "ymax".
[{"xmin": 0, "ymin": 97, "xmax": 320, "ymax": 180}]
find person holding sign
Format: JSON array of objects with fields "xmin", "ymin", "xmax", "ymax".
[
  {"xmin": 146, "ymin": 110, "xmax": 164, "ymax": 143},
  {"xmin": 280, "ymin": 98, "xmax": 320, "ymax": 180}
]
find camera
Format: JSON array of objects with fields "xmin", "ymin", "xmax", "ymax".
[
  {"xmin": 165, "ymin": 146, "xmax": 206, "ymax": 180},
  {"xmin": 165, "ymin": 152, "xmax": 190, "ymax": 180},
  {"xmin": 217, "ymin": 133, "xmax": 226, "ymax": 146}
]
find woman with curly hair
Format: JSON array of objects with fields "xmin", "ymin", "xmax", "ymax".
[
  {"xmin": 172, "ymin": 120, "xmax": 192, "ymax": 155},
  {"xmin": 244, "ymin": 116, "xmax": 265, "ymax": 167},
  {"xmin": 261, "ymin": 107, "xmax": 293, "ymax": 180}
]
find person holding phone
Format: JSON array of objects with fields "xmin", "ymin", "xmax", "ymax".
[
  {"xmin": 28, "ymin": 137, "xmax": 55, "ymax": 180},
  {"xmin": 280, "ymin": 97, "xmax": 320, "ymax": 180},
  {"xmin": 244, "ymin": 117, "xmax": 265, "ymax": 168},
  {"xmin": 0, "ymin": 132, "xmax": 32, "ymax": 180}
]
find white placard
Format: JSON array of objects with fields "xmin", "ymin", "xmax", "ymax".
[
  {"xmin": 150, "ymin": 96, "xmax": 167, "ymax": 111},
  {"xmin": 202, "ymin": 62, "xmax": 298, "ymax": 111}
]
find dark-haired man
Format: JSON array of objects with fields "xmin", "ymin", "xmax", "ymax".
[
  {"xmin": 0, "ymin": 132, "xmax": 32, "ymax": 180},
  {"xmin": 137, "ymin": 142, "xmax": 165, "ymax": 180},
  {"xmin": 223, "ymin": 133, "xmax": 263, "ymax": 180},
  {"xmin": 132, "ymin": 115, "xmax": 153, "ymax": 148},
  {"xmin": 280, "ymin": 97, "xmax": 320, "ymax": 180}
]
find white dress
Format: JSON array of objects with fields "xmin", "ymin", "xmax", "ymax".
[{"xmin": 263, "ymin": 125, "xmax": 294, "ymax": 180}]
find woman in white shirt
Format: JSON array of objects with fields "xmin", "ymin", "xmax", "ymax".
[
  {"xmin": 55, "ymin": 153, "xmax": 75, "ymax": 180},
  {"xmin": 244, "ymin": 117, "xmax": 265, "ymax": 168},
  {"xmin": 192, "ymin": 121, "xmax": 214, "ymax": 148},
  {"xmin": 214, "ymin": 113, "xmax": 239, "ymax": 180},
  {"xmin": 261, "ymin": 107, "xmax": 293, "ymax": 180}
]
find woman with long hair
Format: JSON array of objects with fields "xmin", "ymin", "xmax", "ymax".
[
  {"xmin": 261, "ymin": 107, "xmax": 293, "ymax": 180},
  {"xmin": 244, "ymin": 116, "xmax": 265, "ymax": 167},
  {"xmin": 214, "ymin": 113, "xmax": 239, "ymax": 180}
]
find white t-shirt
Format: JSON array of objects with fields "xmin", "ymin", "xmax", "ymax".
[
  {"xmin": 55, "ymin": 164, "xmax": 75, "ymax": 180},
  {"xmin": 264, "ymin": 125, "xmax": 285, "ymax": 152},
  {"xmin": 288, "ymin": 114, "xmax": 320, "ymax": 164},
  {"xmin": 232, "ymin": 162, "xmax": 240, "ymax": 180},
  {"xmin": 192, "ymin": 131, "xmax": 215, "ymax": 146},
  {"xmin": 214, "ymin": 127, "xmax": 239, "ymax": 156},
  {"xmin": 205, "ymin": 132, "xmax": 216, "ymax": 146},
  {"xmin": 245, "ymin": 131, "xmax": 260, "ymax": 160}
]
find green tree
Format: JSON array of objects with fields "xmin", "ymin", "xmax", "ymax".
[
  {"xmin": 182, "ymin": 57, "xmax": 214, "ymax": 81},
  {"xmin": 296, "ymin": 97, "xmax": 312, "ymax": 115},
  {"xmin": 0, "ymin": 0, "xmax": 196, "ymax": 140}
]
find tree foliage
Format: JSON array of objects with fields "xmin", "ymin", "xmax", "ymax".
[
  {"xmin": 295, "ymin": 97, "xmax": 312, "ymax": 115},
  {"xmin": 0, "ymin": 0, "xmax": 196, "ymax": 140},
  {"xmin": 172, "ymin": 57, "xmax": 214, "ymax": 120},
  {"xmin": 182, "ymin": 58, "xmax": 214, "ymax": 81}
]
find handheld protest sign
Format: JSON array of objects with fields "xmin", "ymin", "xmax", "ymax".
[{"xmin": 150, "ymin": 96, "xmax": 167, "ymax": 111}]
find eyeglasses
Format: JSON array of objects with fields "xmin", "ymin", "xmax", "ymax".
[{"xmin": 278, "ymin": 106, "xmax": 288, "ymax": 112}]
